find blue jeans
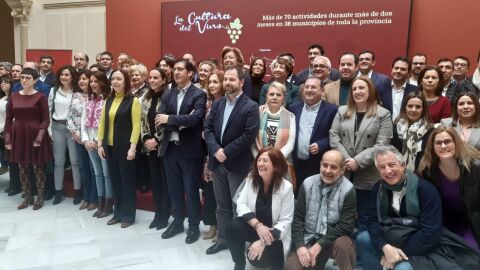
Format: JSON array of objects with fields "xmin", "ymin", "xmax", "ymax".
[
  {"xmin": 356, "ymin": 231, "xmax": 413, "ymax": 270},
  {"xmin": 51, "ymin": 122, "xmax": 81, "ymax": 190},
  {"xmin": 75, "ymin": 142, "xmax": 97, "ymax": 203},
  {"xmin": 87, "ymin": 148, "xmax": 112, "ymax": 198}
]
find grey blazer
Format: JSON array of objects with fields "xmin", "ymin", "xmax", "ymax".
[
  {"xmin": 329, "ymin": 105, "xmax": 393, "ymax": 189},
  {"xmin": 440, "ymin": 118, "xmax": 480, "ymax": 150}
]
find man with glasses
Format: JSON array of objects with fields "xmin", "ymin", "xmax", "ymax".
[
  {"xmin": 310, "ymin": 56, "xmax": 333, "ymax": 87},
  {"xmin": 39, "ymin": 55, "xmax": 56, "ymax": 87},
  {"xmin": 286, "ymin": 150, "xmax": 357, "ymax": 270},
  {"xmin": 444, "ymin": 56, "xmax": 480, "ymax": 104},
  {"xmin": 409, "ymin": 53, "xmax": 427, "ymax": 86},
  {"xmin": 297, "ymin": 44, "xmax": 340, "ymax": 85}
]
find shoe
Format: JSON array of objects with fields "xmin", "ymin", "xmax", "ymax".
[
  {"xmin": 8, "ymin": 189, "xmax": 21, "ymax": 196},
  {"xmin": 121, "ymin": 222, "xmax": 132, "ymax": 228},
  {"xmin": 93, "ymin": 197, "xmax": 104, "ymax": 217},
  {"xmin": 206, "ymin": 242, "xmax": 228, "ymax": 255},
  {"xmin": 157, "ymin": 219, "xmax": 169, "ymax": 230},
  {"xmin": 107, "ymin": 217, "xmax": 119, "ymax": 225},
  {"xmin": 203, "ymin": 225, "xmax": 217, "ymax": 240},
  {"xmin": 53, "ymin": 190, "xmax": 64, "ymax": 205},
  {"xmin": 33, "ymin": 201, "xmax": 43, "ymax": 210},
  {"xmin": 17, "ymin": 200, "xmax": 30, "ymax": 210},
  {"xmin": 44, "ymin": 191, "xmax": 54, "ymax": 201},
  {"xmin": 79, "ymin": 202, "xmax": 88, "ymax": 210},
  {"xmin": 149, "ymin": 219, "xmax": 159, "ymax": 229},
  {"xmin": 0, "ymin": 167, "xmax": 9, "ymax": 175},
  {"xmin": 185, "ymin": 226, "xmax": 200, "ymax": 244},
  {"xmin": 98, "ymin": 198, "xmax": 113, "ymax": 218},
  {"xmin": 73, "ymin": 190, "xmax": 82, "ymax": 205},
  {"xmin": 87, "ymin": 203, "xmax": 97, "ymax": 211},
  {"xmin": 4, "ymin": 187, "xmax": 9, "ymax": 193},
  {"xmin": 161, "ymin": 223, "xmax": 184, "ymax": 239}
]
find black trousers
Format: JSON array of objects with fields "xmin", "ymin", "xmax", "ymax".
[
  {"xmin": 147, "ymin": 152, "xmax": 170, "ymax": 222},
  {"xmin": 226, "ymin": 217, "xmax": 284, "ymax": 270},
  {"xmin": 107, "ymin": 147, "xmax": 136, "ymax": 223},
  {"xmin": 293, "ymin": 158, "xmax": 319, "ymax": 194},
  {"xmin": 202, "ymin": 181, "xmax": 217, "ymax": 225},
  {"xmin": 135, "ymin": 151, "xmax": 150, "ymax": 191}
]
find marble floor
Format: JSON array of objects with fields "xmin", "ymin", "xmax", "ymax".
[{"xmin": 0, "ymin": 173, "xmax": 341, "ymax": 270}]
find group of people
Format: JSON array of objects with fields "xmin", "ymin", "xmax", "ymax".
[{"xmin": 0, "ymin": 44, "xmax": 479, "ymax": 269}]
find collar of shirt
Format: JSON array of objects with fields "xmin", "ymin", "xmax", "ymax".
[
  {"xmin": 178, "ymin": 82, "xmax": 191, "ymax": 93},
  {"xmin": 391, "ymin": 81, "xmax": 407, "ymax": 92},
  {"xmin": 226, "ymin": 91, "xmax": 243, "ymax": 105},
  {"xmin": 358, "ymin": 70, "xmax": 373, "ymax": 78},
  {"xmin": 304, "ymin": 100, "xmax": 322, "ymax": 111}
]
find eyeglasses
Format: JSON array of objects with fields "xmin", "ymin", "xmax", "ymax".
[
  {"xmin": 454, "ymin": 62, "xmax": 468, "ymax": 68},
  {"xmin": 433, "ymin": 139, "xmax": 454, "ymax": 148},
  {"xmin": 173, "ymin": 67, "xmax": 186, "ymax": 72}
]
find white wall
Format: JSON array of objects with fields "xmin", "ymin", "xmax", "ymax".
[{"xmin": 26, "ymin": 0, "xmax": 105, "ymax": 66}]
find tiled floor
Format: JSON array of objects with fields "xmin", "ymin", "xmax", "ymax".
[{"xmin": 0, "ymin": 174, "xmax": 341, "ymax": 270}]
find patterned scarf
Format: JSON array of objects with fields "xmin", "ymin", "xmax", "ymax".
[
  {"xmin": 255, "ymin": 106, "xmax": 291, "ymax": 151},
  {"xmin": 396, "ymin": 119, "xmax": 429, "ymax": 171},
  {"xmin": 85, "ymin": 96, "xmax": 104, "ymax": 128}
]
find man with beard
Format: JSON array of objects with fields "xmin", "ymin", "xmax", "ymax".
[
  {"xmin": 204, "ymin": 66, "xmax": 259, "ymax": 255},
  {"xmin": 323, "ymin": 52, "xmax": 358, "ymax": 106},
  {"xmin": 409, "ymin": 53, "xmax": 427, "ymax": 86},
  {"xmin": 39, "ymin": 55, "xmax": 56, "ymax": 87},
  {"xmin": 156, "ymin": 59, "xmax": 207, "ymax": 244}
]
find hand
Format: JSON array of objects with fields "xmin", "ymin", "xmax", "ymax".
[
  {"xmin": 214, "ymin": 148, "xmax": 227, "ymax": 162},
  {"xmin": 5, "ymin": 144, "xmax": 11, "ymax": 150},
  {"xmin": 309, "ymin": 143, "xmax": 319, "ymax": 155},
  {"xmin": 247, "ymin": 240, "xmax": 265, "ymax": 261},
  {"xmin": 127, "ymin": 148, "xmax": 136, "ymax": 160},
  {"xmin": 155, "ymin": 114, "xmax": 169, "ymax": 126},
  {"xmin": 72, "ymin": 132, "xmax": 82, "ymax": 144},
  {"xmin": 33, "ymin": 142, "xmax": 41, "ymax": 147},
  {"xmin": 98, "ymin": 146, "xmax": 106, "ymax": 159},
  {"xmin": 308, "ymin": 243, "xmax": 322, "ymax": 267},
  {"xmin": 381, "ymin": 244, "xmax": 408, "ymax": 269},
  {"xmin": 296, "ymin": 247, "xmax": 311, "ymax": 268},
  {"xmin": 144, "ymin": 139, "xmax": 158, "ymax": 152},
  {"xmin": 345, "ymin": 158, "xmax": 360, "ymax": 172},
  {"xmin": 255, "ymin": 224, "xmax": 274, "ymax": 246},
  {"xmin": 84, "ymin": 140, "xmax": 95, "ymax": 151}
]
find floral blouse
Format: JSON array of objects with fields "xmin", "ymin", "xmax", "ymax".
[{"xmin": 67, "ymin": 92, "xmax": 87, "ymax": 136}]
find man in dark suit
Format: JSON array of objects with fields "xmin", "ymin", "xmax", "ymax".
[
  {"xmin": 378, "ymin": 57, "xmax": 418, "ymax": 120},
  {"xmin": 39, "ymin": 55, "xmax": 56, "ymax": 87},
  {"xmin": 204, "ymin": 66, "xmax": 259, "ymax": 254},
  {"xmin": 155, "ymin": 59, "xmax": 207, "ymax": 244},
  {"xmin": 289, "ymin": 76, "xmax": 337, "ymax": 190},
  {"xmin": 296, "ymin": 44, "xmax": 340, "ymax": 85},
  {"xmin": 357, "ymin": 50, "xmax": 390, "ymax": 94}
]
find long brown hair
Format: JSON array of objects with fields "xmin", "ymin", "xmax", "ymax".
[
  {"xmin": 206, "ymin": 70, "xmax": 225, "ymax": 100},
  {"xmin": 88, "ymin": 71, "xmax": 110, "ymax": 99},
  {"xmin": 108, "ymin": 69, "xmax": 133, "ymax": 98},
  {"xmin": 249, "ymin": 147, "xmax": 288, "ymax": 194},
  {"xmin": 395, "ymin": 90, "xmax": 433, "ymax": 128},
  {"xmin": 144, "ymin": 67, "xmax": 167, "ymax": 100},
  {"xmin": 344, "ymin": 76, "xmax": 379, "ymax": 118},
  {"xmin": 452, "ymin": 91, "xmax": 480, "ymax": 128},
  {"xmin": 418, "ymin": 126, "xmax": 480, "ymax": 173}
]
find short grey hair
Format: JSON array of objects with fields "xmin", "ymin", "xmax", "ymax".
[
  {"xmin": 0, "ymin": 62, "xmax": 13, "ymax": 71},
  {"xmin": 313, "ymin": 56, "xmax": 332, "ymax": 69},
  {"xmin": 373, "ymin": 145, "xmax": 405, "ymax": 167}
]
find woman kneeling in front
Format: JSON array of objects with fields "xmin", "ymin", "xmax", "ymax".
[{"xmin": 227, "ymin": 147, "xmax": 294, "ymax": 270}]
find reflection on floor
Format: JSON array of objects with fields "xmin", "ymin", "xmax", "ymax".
[{"xmin": 0, "ymin": 173, "xmax": 342, "ymax": 270}]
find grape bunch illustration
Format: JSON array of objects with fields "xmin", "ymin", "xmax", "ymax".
[{"xmin": 226, "ymin": 18, "xmax": 243, "ymax": 44}]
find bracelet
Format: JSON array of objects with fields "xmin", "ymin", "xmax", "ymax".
[{"xmin": 255, "ymin": 222, "xmax": 263, "ymax": 230}]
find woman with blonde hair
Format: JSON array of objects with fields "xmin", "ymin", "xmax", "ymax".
[
  {"xmin": 195, "ymin": 60, "xmax": 216, "ymax": 90},
  {"xmin": 330, "ymin": 76, "xmax": 392, "ymax": 228},
  {"xmin": 418, "ymin": 126, "xmax": 480, "ymax": 250}
]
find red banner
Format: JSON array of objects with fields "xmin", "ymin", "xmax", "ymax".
[{"xmin": 161, "ymin": 0, "xmax": 412, "ymax": 74}]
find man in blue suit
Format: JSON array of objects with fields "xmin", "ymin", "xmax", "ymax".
[
  {"xmin": 155, "ymin": 59, "xmax": 207, "ymax": 244},
  {"xmin": 378, "ymin": 57, "xmax": 418, "ymax": 120},
  {"xmin": 289, "ymin": 76, "xmax": 337, "ymax": 191},
  {"xmin": 204, "ymin": 66, "xmax": 259, "ymax": 255},
  {"xmin": 357, "ymin": 50, "xmax": 390, "ymax": 94}
]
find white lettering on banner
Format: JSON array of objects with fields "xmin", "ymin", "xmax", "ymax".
[{"xmin": 172, "ymin": 11, "xmax": 243, "ymax": 44}]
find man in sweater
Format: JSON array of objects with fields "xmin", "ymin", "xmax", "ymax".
[{"xmin": 286, "ymin": 150, "xmax": 357, "ymax": 269}]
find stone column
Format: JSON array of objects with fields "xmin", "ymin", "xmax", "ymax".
[{"xmin": 6, "ymin": 0, "xmax": 33, "ymax": 63}]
